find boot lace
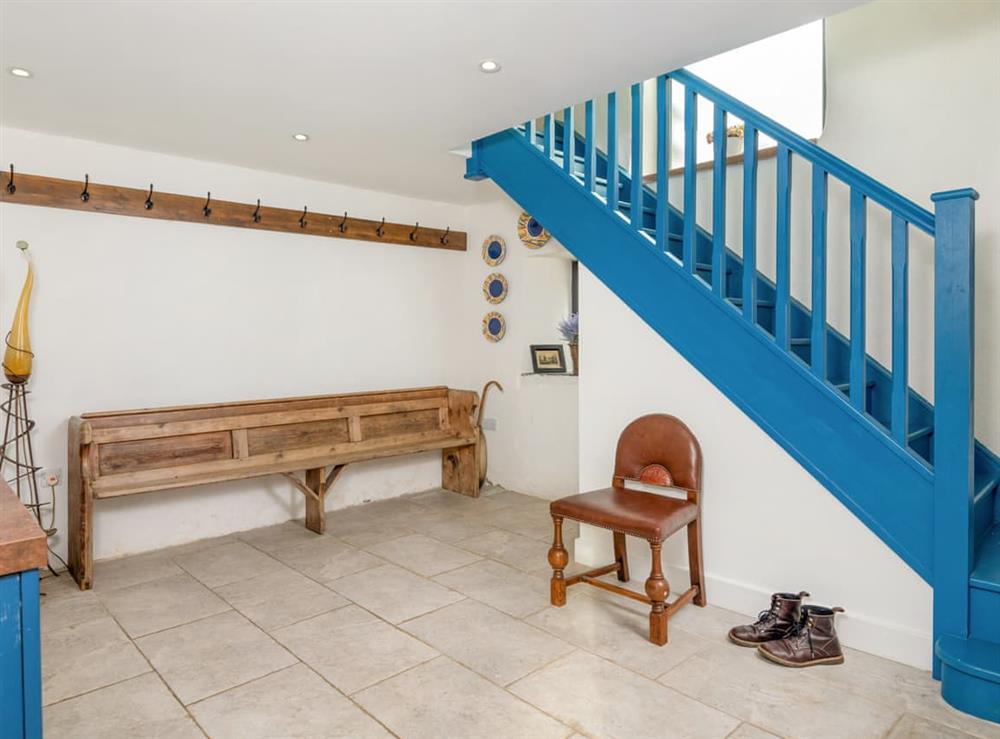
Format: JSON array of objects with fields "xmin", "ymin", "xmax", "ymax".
[
  {"xmin": 751, "ymin": 597, "xmax": 780, "ymax": 629},
  {"xmin": 786, "ymin": 617, "xmax": 815, "ymax": 655}
]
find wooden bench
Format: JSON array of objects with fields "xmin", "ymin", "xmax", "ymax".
[{"xmin": 67, "ymin": 386, "xmax": 479, "ymax": 589}]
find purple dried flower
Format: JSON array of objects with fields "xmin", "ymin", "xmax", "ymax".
[{"xmin": 557, "ymin": 313, "xmax": 579, "ymax": 343}]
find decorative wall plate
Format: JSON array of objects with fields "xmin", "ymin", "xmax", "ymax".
[
  {"xmin": 482, "ymin": 273, "xmax": 508, "ymax": 304},
  {"xmin": 482, "ymin": 235, "xmax": 507, "ymax": 265},
  {"xmin": 482, "ymin": 312, "xmax": 506, "ymax": 342},
  {"xmin": 517, "ymin": 211, "xmax": 550, "ymax": 248}
]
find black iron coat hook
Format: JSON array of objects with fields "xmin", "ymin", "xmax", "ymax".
[
  {"xmin": 6, "ymin": 164, "xmax": 14, "ymax": 194},
  {"xmin": 338, "ymin": 211, "xmax": 348, "ymax": 233},
  {"xmin": 299, "ymin": 206, "xmax": 308, "ymax": 228},
  {"xmin": 144, "ymin": 184, "xmax": 154, "ymax": 210},
  {"xmin": 202, "ymin": 192, "xmax": 212, "ymax": 218},
  {"xmin": 409, "ymin": 222, "xmax": 420, "ymax": 242},
  {"xmin": 80, "ymin": 174, "xmax": 90, "ymax": 202},
  {"xmin": 375, "ymin": 217, "xmax": 386, "ymax": 238},
  {"xmin": 440, "ymin": 226, "xmax": 450, "ymax": 245},
  {"xmin": 252, "ymin": 199, "xmax": 262, "ymax": 224}
]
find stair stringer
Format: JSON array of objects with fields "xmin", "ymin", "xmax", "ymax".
[{"xmin": 471, "ymin": 128, "xmax": 934, "ymax": 582}]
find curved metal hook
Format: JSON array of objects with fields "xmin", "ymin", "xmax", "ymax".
[
  {"xmin": 80, "ymin": 174, "xmax": 90, "ymax": 202},
  {"xmin": 375, "ymin": 217, "xmax": 386, "ymax": 238},
  {"xmin": 338, "ymin": 211, "xmax": 348, "ymax": 233},
  {"xmin": 252, "ymin": 198, "xmax": 261, "ymax": 224},
  {"xmin": 440, "ymin": 226, "xmax": 450, "ymax": 245},
  {"xmin": 299, "ymin": 205, "xmax": 308, "ymax": 229},
  {"xmin": 409, "ymin": 222, "xmax": 420, "ymax": 242},
  {"xmin": 5, "ymin": 164, "xmax": 14, "ymax": 195},
  {"xmin": 202, "ymin": 191, "xmax": 212, "ymax": 218},
  {"xmin": 144, "ymin": 183, "xmax": 154, "ymax": 210}
]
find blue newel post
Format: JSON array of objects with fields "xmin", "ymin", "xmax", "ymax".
[{"xmin": 930, "ymin": 188, "xmax": 978, "ymax": 679}]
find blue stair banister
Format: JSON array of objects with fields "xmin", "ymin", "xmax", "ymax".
[{"xmin": 467, "ymin": 67, "xmax": 1000, "ymax": 723}]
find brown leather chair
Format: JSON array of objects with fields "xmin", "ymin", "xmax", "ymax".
[{"xmin": 547, "ymin": 414, "xmax": 705, "ymax": 645}]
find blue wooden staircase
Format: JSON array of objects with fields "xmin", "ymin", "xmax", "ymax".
[{"xmin": 467, "ymin": 69, "xmax": 1000, "ymax": 724}]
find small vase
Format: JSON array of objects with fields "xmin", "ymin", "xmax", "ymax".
[{"xmin": 569, "ymin": 342, "xmax": 579, "ymax": 375}]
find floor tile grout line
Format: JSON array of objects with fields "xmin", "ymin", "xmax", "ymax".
[
  {"xmin": 293, "ymin": 659, "xmax": 404, "ymax": 739},
  {"xmin": 127, "ymin": 604, "xmax": 236, "ymax": 642},
  {"xmin": 80, "ymin": 604, "xmax": 211, "ymax": 737},
  {"xmin": 182, "ymin": 659, "xmax": 304, "ymax": 710},
  {"xmin": 881, "ymin": 714, "xmax": 906, "ymax": 739},
  {"xmin": 348, "ymin": 653, "xmax": 579, "ymax": 737},
  {"xmin": 40, "ymin": 665, "xmax": 155, "ymax": 710}
]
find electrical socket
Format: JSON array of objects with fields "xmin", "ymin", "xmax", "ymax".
[
  {"xmin": 481, "ymin": 417, "xmax": 498, "ymax": 431},
  {"xmin": 38, "ymin": 468, "xmax": 63, "ymax": 487}
]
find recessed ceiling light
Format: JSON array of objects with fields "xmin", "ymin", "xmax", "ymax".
[
  {"xmin": 292, "ymin": 133, "xmax": 309, "ymax": 142},
  {"xmin": 479, "ymin": 59, "xmax": 501, "ymax": 74},
  {"xmin": 9, "ymin": 67, "xmax": 32, "ymax": 78}
]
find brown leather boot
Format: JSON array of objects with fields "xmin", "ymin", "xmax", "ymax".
[
  {"xmin": 758, "ymin": 605, "xmax": 845, "ymax": 667},
  {"xmin": 728, "ymin": 592, "xmax": 809, "ymax": 647}
]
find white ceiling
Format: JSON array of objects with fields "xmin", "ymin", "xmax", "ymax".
[{"xmin": 0, "ymin": 1, "xmax": 860, "ymax": 204}]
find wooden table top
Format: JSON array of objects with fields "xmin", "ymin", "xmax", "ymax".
[{"xmin": 0, "ymin": 479, "xmax": 47, "ymax": 577}]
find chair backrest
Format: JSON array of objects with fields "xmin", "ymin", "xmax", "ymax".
[{"xmin": 612, "ymin": 414, "xmax": 702, "ymax": 494}]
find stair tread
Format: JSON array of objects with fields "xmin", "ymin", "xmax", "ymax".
[
  {"xmin": 971, "ymin": 523, "xmax": 1000, "ymax": 592},
  {"xmin": 727, "ymin": 298, "xmax": 776, "ymax": 308},
  {"xmin": 936, "ymin": 633, "xmax": 1000, "ymax": 682}
]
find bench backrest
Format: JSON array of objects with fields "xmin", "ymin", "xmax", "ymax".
[{"xmin": 72, "ymin": 386, "xmax": 477, "ymax": 498}]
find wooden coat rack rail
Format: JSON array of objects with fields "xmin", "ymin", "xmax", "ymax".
[{"xmin": 0, "ymin": 169, "xmax": 466, "ymax": 251}]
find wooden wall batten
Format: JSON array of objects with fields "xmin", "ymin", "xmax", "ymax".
[{"xmin": 0, "ymin": 171, "xmax": 466, "ymax": 251}]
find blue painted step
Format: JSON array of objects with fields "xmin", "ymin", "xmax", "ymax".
[{"xmin": 936, "ymin": 634, "xmax": 1000, "ymax": 724}]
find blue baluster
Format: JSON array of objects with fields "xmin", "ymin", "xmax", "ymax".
[
  {"xmin": 683, "ymin": 85, "xmax": 697, "ymax": 273},
  {"xmin": 711, "ymin": 106, "xmax": 727, "ymax": 296},
  {"xmin": 630, "ymin": 83, "xmax": 643, "ymax": 233},
  {"xmin": 775, "ymin": 144, "xmax": 792, "ymax": 348},
  {"xmin": 891, "ymin": 214, "xmax": 909, "ymax": 445},
  {"xmin": 930, "ymin": 187, "xmax": 977, "ymax": 679},
  {"xmin": 607, "ymin": 92, "xmax": 618, "ymax": 212},
  {"xmin": 655, "ymin": 75, "xmax": 670, "ymax": 252},
  {"xmin": 584, "ymin": 100, "xmax": 595, "ymax": 194},
  {"xmin": 742, "ymin": 125, "xmax": 759, "ymax": 323},
  {"xmin": 525, "ymin": 119, "xmax": 536, "ymax": 145},
  {"xmin": 811, "ymin": 165, "xmax": 828, "ymax": 379},
  {"xmin": 849, "ymin": 187, "xmax": 867, "ymax": 412},
  {"xmin": 563, "ymin": 106, "xmax": 575, "ymax": 176},
  {"xmin": 543, "ymin": 114, "xmax": 553, "ymax": 160}
]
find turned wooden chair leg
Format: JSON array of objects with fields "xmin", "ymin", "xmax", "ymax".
[
  {"xmin": 645, "ymin": 541, "xmax": 669, "ymax": 645},
  {"xmin": 687, "ymin": 517, "xmax": 707, "ymax": 606},
  {"xmin": 613, "ymin": 531, "xmax": 630, "ymax": 582},
  {"xmin": 548, "ymin": 515, "xmax": 568, "ymax": 606}
]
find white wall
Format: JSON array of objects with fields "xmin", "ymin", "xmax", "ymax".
[
  {"xmin": 457, "ymin": 192, "xmax": 579, "ymax": 499},
  {"xmin": 574, "ymin": 0, "xmax": 1000, "ymax": 670},
  {"xmin": 0, "ymin": 127, "xmax": 475, "ymax": 560},
  {"xmin": 0, "ymin": 128, "xmax": 580, "ymax": 561}
]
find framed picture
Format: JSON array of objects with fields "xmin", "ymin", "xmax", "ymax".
[{"xmin": 530, "ymin": 344, "xmax": 567, "ymax": 373}]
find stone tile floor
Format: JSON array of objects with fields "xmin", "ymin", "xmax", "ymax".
[{"xmin": 40, "ymin": 486, "xmax": 1000, "ymax": 739}]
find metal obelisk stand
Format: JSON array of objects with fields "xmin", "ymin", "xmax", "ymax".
[{"xmin": 1, "ymin": 380, "xmax": 60, "ymax": 574}]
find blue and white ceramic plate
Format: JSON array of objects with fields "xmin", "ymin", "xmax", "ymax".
[
  {"xmin": 482, "ymin": 235, "xmax": 506, "ymax": 265},
  {"xmin": 483, "ymin": 273, "xmax": 508, "ymax": 304},
  {"xmin": 482, "ymin": 311, "xmax": 506, "ymax": 342},
  {"xmin": 517, "ymin": 211, "xmax": 550, "ymax": 248}
]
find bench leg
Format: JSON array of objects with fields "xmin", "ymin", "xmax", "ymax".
[
  {"xmin": 442, "ymin": 444, "xmax": 478, "ymax": 497},
  {"xmin": 67, "ymin": 477, "xmax": 93, "ymax": 591},
  {"xmin": 613, "ymin": 532, "xmax": 630, "ymax": 582},
  {"xmin": 304, "ymin": 467, "xmax": 327, "ymax": 534},
  {"xmin": 548, "ymin": 515, "xmax": 568, "ymax": 606},
  {"xmin": 646, "ymin": 541, "xmax": 669, "ymax": 646}
]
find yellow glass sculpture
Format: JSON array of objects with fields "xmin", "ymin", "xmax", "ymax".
[{"xmin": 3, "ymin": 241, "xmax": 34, "ymax": 383}]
